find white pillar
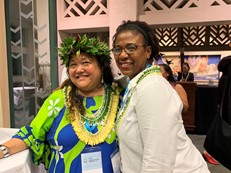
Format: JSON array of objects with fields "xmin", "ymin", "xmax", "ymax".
[
  {"xmin": 108, "ymin": 0, "xmax": 138, "ymax": 82},
  {"xmin": 0, "ymin": 0, "xmax": 11, "ymax": 127}
]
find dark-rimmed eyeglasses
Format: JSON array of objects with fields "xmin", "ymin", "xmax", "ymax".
[{"xmin": 111, "ymin": 44, "xmax": 145, "ymax": 55}]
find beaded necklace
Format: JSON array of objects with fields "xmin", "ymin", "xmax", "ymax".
[
  {"xmin": 115, "ymin": 66, "xmax": 161, "ymax": 131},
  {"xmin": 64, "ymin": 83, "xmax": 120, "ymax": 146},
  {"xmin": 80, "ymin": 88, "xmax": 110, "ymax": 126},
  {"xmin": 181, "ymin": 72, "xmax": 190, "ymax": 81}
]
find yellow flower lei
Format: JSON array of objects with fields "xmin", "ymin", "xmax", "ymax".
[{"xmin": 65, "ymin": 84, "xmax": 120, "ymax": 146}]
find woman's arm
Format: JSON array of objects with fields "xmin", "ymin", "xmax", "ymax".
[
  {"xmin": 175, "ymin": 84, "xmax": 189, "ymax": 113},
  {"xmin": 0, "ymin": 138, "xmax": 28, "ymax": 159},
  {"xmin": 0, "ymin": 90, "xmax": 65, "ymax": 160}
]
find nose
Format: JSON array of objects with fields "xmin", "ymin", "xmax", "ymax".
[
  {"xmin": 74, "ymin": 65, "xmax": 84, "ymax": 73},
  {"xmin": 118, "ymin": 49, "xmax": 129, "ymax": 59}
]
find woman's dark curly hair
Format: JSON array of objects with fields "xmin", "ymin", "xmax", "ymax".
[{"xmin": 112, "ymin": 20, "xmax": 160, "ymax": 64}]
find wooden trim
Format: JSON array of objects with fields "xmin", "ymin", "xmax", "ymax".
[{"xmin": 179, "ymin": 82, "xmax": 197, "ymax": 132}]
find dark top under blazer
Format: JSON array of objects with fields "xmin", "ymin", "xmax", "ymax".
[{"xmin": 177, "ymin": 72, "xmax": 194, "ymax": 81}]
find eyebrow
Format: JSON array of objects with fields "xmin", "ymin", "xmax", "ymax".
[{"xmin": 115, "ymin": 43, "xmax": 137, "ymax": 47}]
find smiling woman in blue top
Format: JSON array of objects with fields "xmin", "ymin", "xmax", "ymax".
[
  {"xmin": 0, "ymin": 35, "xmax": 122, "ymax": 173},
  {"xmin": 112, "ymin": 20, "xmax": 210, "ymax": 173}
]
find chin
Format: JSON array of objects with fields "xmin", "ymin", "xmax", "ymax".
[{"xmin": 120, "ymin": 70, "xmax": 130, "ymax": 76}]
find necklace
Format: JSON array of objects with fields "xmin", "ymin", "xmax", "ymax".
[
  {"xmin": 80, "ymin": 88, "xmax": 110, "ymax": 125},
  {"xmin": 115, "ymin": 66, "xmax": 161, "ymax": 131},
  {"xmin": 64, "ymin": 83, "xmax": 120, "ymax": 146},
  {"xmin": 181, "ymin": 72, "xmax": 189, "ymax": 81}
]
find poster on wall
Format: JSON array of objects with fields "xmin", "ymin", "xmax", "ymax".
[
  {"xmin": 160, "ymin": 55, "xmax": 220, "ymax": 81},
  {"xmin": 184, "ymin": 55, "xmax": 220, "ymax": 80},
  {"xmin": 160, "ymin": 56, "xmax": 181, "ymax": 75}
]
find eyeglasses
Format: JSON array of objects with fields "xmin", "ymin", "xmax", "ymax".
[{"xmin": 111, "ymin": 44, "xmax": 145, "ymax": 55}]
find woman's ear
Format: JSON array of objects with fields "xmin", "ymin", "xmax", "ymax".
[{"xmin": 146, "ymin": 46, "xmax": 152, "ymax": 58}]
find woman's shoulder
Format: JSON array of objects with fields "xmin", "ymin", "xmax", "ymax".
[
  {"xmin": 43, "ymin": 89, "xmax": 65, "ymax": 105},
  {"xmin": 189, "ymin": 72, "xmax": 194, "ymax": 78},
  {"xmin": 175, "ymin": 83, "xmax": 184, "ymax": 90},
  {"xmin": 135, "ymin": 72, "xmax": 163, "ymax": 85},
  {"xmin": 50, "ymin": 89, "xmax": 63, "ymax": 98},
  {"xmin": 136, "ymin": 73, "xmax": 171, "ymax": 93},
  {"xmin": 174, "ymin": 84, "xmax": 187, "ymax": 95}
]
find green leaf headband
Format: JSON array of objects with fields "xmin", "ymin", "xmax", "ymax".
[{"xmin": 58, "ymin": 34, "xmax": 111, "ymax": 67}]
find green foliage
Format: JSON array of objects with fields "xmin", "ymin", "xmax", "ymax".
[{"xmin": 58, "ymin": 34, "xmax": 111, "ymax": 67}]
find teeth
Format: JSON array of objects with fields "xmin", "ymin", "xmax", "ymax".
[{"xmin": 121, "ymin": 63, "xmax": 130, "ymax": 67}]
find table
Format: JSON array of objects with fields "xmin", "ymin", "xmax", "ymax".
[
  {"xmin": 0, "ymin": 128, "xmax": 47, "ymax": 173},
  {"xmin": 13, "ymin": 87, "xmax": 36, "ymax": 105},
  {"xmin": 179, "ymin": 82, "xmax": 197, "ymax": 132}
]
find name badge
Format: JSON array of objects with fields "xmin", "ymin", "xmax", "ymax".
[
  {"xmin": 111, "ymin": 148, "xmax": 121, "ymax": 173},
  {"xmin": 81, "ymin": 147, "xmax": 103, "ymax": 173}
]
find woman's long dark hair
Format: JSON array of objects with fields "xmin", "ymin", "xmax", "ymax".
[
  {"xmin": 159, "ymin": 64, "xmax": 175, "ymax": 83},
  {"xmin": 67, "ymin": 54, "xmax": 114, "ymax": 115}
]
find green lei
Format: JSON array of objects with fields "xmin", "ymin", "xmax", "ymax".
[
  {"xmin": 58, "ymin": 34, "xmax": 111, "ymax": 68},
  {"xmin": 64, "ymin": 83, "xmax": 120, "ymax": 146},
  {"xmin": 115, "ymin": 65, "xmax": 161, "ymax": 131}
]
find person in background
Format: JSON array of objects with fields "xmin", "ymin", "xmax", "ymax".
[
  {"xmin": 217, "ymin": 55, "xmax": 231, "ymax": 118},
  {"xmin": 0, "ymin": 35, "xmax": 122, "ymax": 173},
  {"xmin": 202, "ymin": 55, "xmax": 231, "ymax": 165},
  {"xmin": 177, "ymin": 62, "xmax": 194, "ymax": 81},
  {"xmin": 112, "ymin": 20, "xmax": 210, "ymax": 173},
  {"xmin": 159, "ymin": 63, "xmax": 189, "ymax": 113}
]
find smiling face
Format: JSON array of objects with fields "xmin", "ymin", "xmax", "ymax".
[
  {"xmin": 113, "ymin": 31, "xmax": 152, "ymax": 79},
  {"xmin": 68, "ymin": 53, "xmax": 102, "ymax": 96},
  {"xmin": 182, "ymin": 64, "xmax": 189, "ymax": 74}
]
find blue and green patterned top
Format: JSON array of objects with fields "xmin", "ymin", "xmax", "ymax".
[{"xmin": 13, "ymin": 85, "xmax": 120, "ymax": 173}]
